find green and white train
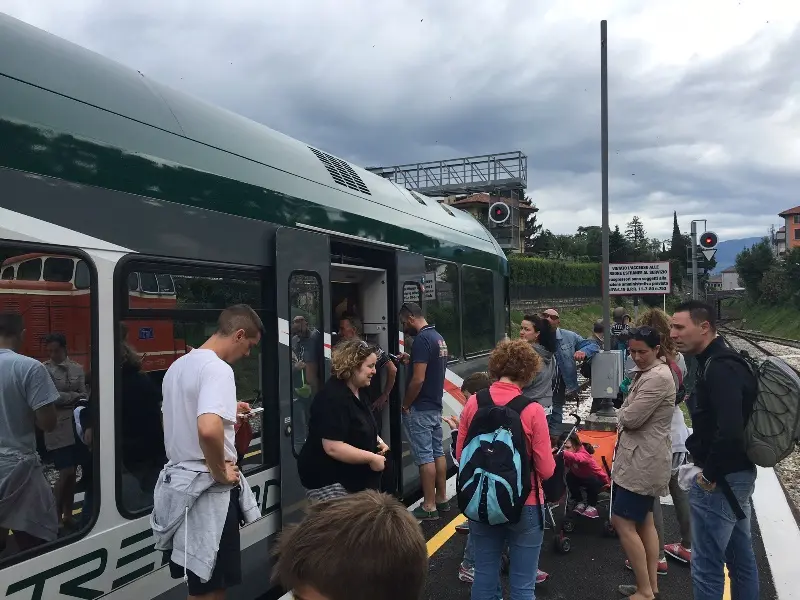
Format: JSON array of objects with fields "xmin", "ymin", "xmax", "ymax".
[{"xmin": 0, "ymin": 12, "xmax": 510, "ymax": 600}]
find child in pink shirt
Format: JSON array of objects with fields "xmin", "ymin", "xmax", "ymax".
[{"xmin": 559, "ymin": 430, "xmax": 610, "ymax": 519}]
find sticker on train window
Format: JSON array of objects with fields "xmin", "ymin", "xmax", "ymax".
[
  {"xmin": 403, "ymin": 281, "xmax": 422, "ymax": 304},
  {"xmin": 139, "ymin": 327, "xmax": 154, "ymax": 340}
]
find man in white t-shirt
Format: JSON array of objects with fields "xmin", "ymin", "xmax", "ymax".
[{"xmin": 159, "ymin": 304, "xmax": 263, "ymax": 599}]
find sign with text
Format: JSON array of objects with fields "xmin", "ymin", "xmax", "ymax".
[{"xmin": 608, "ymin": 262, "xmax": 671, "ymax": 295}]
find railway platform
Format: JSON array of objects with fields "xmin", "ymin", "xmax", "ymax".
[{"xmin": 412, "ymin": 470, "xmax": 790, "ymax": 600}]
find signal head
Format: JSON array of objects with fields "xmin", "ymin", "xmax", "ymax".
[
  {"xmin": 699, "ymin": 231, "xmax": 718, "ymax": 248},
  {"xmin": 488, "ymin": 201, "xmax": 510, "ymax": 224}
]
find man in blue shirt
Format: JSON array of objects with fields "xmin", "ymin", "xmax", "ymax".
[
  {"xmin": 399, "ymin": 303, "xmax": 450, "ymax": 521},
  {"xmin": 541, "ymin": 308, "xmax": 600, "ymax": 434}
]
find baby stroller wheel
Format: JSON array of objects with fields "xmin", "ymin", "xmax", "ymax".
[
  {"xmin": 603, "ymin": 519, "xmax": 617, "ymax": 537},
  {"xmin": 500, "ymin": 552, "xmax": 510, "ymax": 574},
  {"xmin": 563, "ymin": 519, "xmax": 575, "ymax": 533},
  {"xmin": 554, "ymin": 535, "xmax": 571, "ymax": 553}
]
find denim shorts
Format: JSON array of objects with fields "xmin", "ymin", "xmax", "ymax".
[
  {"xmin": 611, "ymin": 483, "xmax": 654, "ymax": 524},
  {"xmin": 403, "ymin": 407, "xmax": 444, "ymax": 466}
]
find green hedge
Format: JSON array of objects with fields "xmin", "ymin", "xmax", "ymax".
[{"xmin": 509, "ymin": 256, "xmax": 601, "ymax": 287}]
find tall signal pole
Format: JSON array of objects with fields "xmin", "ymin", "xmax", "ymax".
[{"xmin": 601, "ymin": 20, "xmax": 611, "ymax": 350}]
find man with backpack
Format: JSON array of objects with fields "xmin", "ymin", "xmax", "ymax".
[{"xmin": 670, "ymin": 301, "xmax": 759, "ymax": 600}]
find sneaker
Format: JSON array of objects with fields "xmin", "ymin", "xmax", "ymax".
[
  {"xmin": 581, "ymin": 505, "xmax": 600, "ymax": 519},
  {"xmin": 573, "ymin": 502, "xmax": 587, "ymax": 515},
  {"xmin": 455, "ymin": 520, "xmax": 470, "ymax": 535},
  {"xmin": 411, "ymin": 506, "xmax": 439, "ymax": 521},
  {"xmin": 536, "ymin": 569, "xmax": 549, "ymax": 584},
  {"xmin": 625, "ymin": 558, "xmax": 668, "ymax": 575},
  {"xmin": 458, "ymin": 565, "xmax": 474, "ymax": 583},
  {"xmin": 437, "ymin": 500, "xmax": 451, "ymax": 512},
  {"xmin": 664, "ymin": 543, "xmax": 692, "ymax": 564}
]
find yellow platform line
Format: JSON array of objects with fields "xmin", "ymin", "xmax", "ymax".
[{"xmin": 426, "ymin": 513, "xmax": 464, "ymax": 557}]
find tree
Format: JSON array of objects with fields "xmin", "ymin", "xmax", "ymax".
[
  {"xmin": 523, "ymin": 213, "xmax": 544, "ymax": 253},
  {"xmin": 735, "ymin": 238, "xmax": 776, "ymax": 301},
  {"xmin": 669, "ymin": 211, "xmax": 688, "ymax": 264},
  {"xmin": 759, "ymin": 267, "xmax": 790, "ymax": 305},
  {"xmin": 625, "ymin": 216, "xmax": 648, "ymax": 258},
  {"xmin": 609, "ymin": 225, "xmax": 633, "ymax": 262},
  {"xmin": 576, "ymin": 226, "xmax": 602, "ymax": 262}
]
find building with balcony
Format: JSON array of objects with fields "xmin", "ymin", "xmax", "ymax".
[
  {"xmin": 778, "ymin": 205, "xmax": 800, "ymax": 252},
  {"xmin": 441, "ymin": 193, "xmax": 538, "ymax": 254}
]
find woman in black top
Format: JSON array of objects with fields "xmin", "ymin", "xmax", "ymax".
[{"xmin": 298, "ymin": 340, "xmax": 388, "ymax": 501}]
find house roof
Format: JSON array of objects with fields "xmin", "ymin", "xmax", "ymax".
[
  {"xmin": 447, "ymin": 192, "xmax": 538, "ymax": 212},
  {"xmin": 779, "ymin": 205, "xmax": 800, "ymax": 217},
  {"xmin": 722, "ymin": 266, "xmax": 738, "ymax": 273}
]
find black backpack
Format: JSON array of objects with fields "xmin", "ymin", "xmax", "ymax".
[{"xmin": 457, "ymin": 389, "xmax": 533, "ymax": 525}]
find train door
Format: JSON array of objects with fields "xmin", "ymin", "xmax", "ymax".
[
  {"xmin": 275, "ymin": 227, "xmax": 331, "ymax": 525},
  {"xmin": 394, "ymin": 250, "xmax": 427, "ymax": 498}
]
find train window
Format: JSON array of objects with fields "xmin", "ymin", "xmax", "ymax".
[
  {"xmin": 0, "ymin": 245, "xmax": 96, "ymax": 568},
  {"xmin": 462, "ymin": 266, "xmax": 495, "ymax": 356},
  {"xmin": 42, "ymin": 257, "xmax": 74, "ymax": 283},
  {"xmin": 424, "ymin": 259, "xmax": 461, "ymax": 360},
  {"xmin": 116, "ymin": 265, "xmax": 266, "ymax": 517},
  {"xmin": 0, "ymin": 266, "xmax": 12, "ymax": 279},
  {"xmin": 16, "ymin": 258, "xmax": 42, "ymax": 281},
  {"xmin": 139, "ymin": 271, "xmax": 159, "ymax": 294},
  {"xmin": 75, "ymin": 260, "xmax": 91, "ymax": 290},
  {"xmin": 289, "ymin": 272, "xmax": 324, "ymax": 456}
]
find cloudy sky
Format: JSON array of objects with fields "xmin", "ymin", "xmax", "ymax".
[{"xmin": 3, "ymin": 0, "xmax": 799, "ymax": 242}]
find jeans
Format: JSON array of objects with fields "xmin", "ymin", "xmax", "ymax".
[
  {"xmin": 689, "ymin": 468, "xmax": 759, "ymax": 600},
  {"xmin": 566, "ymin": 472, "xmax": 604, "ymax": 506},
  {"xmin": 402, "ymin": 407, "xmax": 444, "ymax": 466},
  {"xmin": 547, "ymin": 376, "xmax": 566, "ymax": 432},
  {"xmin": 462, "ymin": 531, "xmax": 475, "ymax": 568},
  {"xmin": 470, "ymin": 505, "xmax": 545, "ymax": 600},
  {"xmin": 653, "ymin": 466, "xmax": 692, "ymax": 559}
]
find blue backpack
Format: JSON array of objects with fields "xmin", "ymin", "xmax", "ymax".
[{"xmin": 456, "ymin": 389, "xmax": 533, "ymax": 525}]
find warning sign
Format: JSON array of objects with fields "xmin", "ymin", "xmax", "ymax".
[{"xmin": 608, "ymin": 262, "xmax": 671, "ymax": 295}]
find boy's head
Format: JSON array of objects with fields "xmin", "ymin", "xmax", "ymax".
[
  {"xmin": 273, "ymin": 490, "xmax": 428, "ymax": 600},
  {"xmin": 461, "ymin": 371, "xmax": 492, "ymax": 397}
]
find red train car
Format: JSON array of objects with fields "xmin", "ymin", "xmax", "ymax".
[{"xmin": 0, "ymin": 253, "xmax": 184, "ymax": 373}]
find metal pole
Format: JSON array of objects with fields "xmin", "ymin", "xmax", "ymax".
[
  {"xmin": 691, "ymin": 221, "xmax": 698, "ymax": 299},
  {"xmin": 601, "ymin": 20, "xmax": 611, "ymax": 350}
]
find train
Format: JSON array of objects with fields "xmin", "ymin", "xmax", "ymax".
[{"xmin": 0, "ymin": 12, "xmax": 509, "ymax": 600}]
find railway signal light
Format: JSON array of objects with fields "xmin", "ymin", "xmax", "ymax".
[
  {"xmin": 488, "ymin": 201, "xmax": 510, "ymax": 225},
  {"xmin": 699, "ymin": 231, "xmax": 718, "ymax": 249}
]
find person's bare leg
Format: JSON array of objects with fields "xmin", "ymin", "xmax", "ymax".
[
  {"xmin": 613, "ymin": 515, "xmax": 654, "ymax": 599},
  {"xmin": 637, "ymin": 512, "xmax": 661, "ymax": 595},
  {"xmin": 59, "ymin": 467, "xmax": 77, "ymax": 527},
  {"xmin": 652, "ymin": 497, "xmax": 665, "ymax": 560},
  {"xmin": 419, "ymin": 463, "xmax": 436, "ymax": 511},
  {"xmin": 434, "ymin": 456, "xmax": 447, "ymax": 504}
]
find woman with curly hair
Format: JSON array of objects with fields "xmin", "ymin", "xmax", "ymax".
[
  {"xmin": 297, "ymin": 340, "xmax": 388, "ymax": 502},
  {"xmin": 455, "ymin": 339, "xmax": 555, "ymax": 600}
]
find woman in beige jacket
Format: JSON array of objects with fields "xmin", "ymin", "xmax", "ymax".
[{"xmin": 611, "ymin": 326, "xmax": 675, "ymax": 600}]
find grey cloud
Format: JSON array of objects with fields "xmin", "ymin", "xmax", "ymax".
[{"xmin": 1, "ymin": 0, "xmax": 798, "ymax": 241}]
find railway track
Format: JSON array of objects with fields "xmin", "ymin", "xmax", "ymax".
[
  {"xmin": 718, "ymin": 326, "xmax": 800, "ymax": 528},
  {"xmin": 719, "ymin": 324, "xmax": 800, "ymax": 351}
]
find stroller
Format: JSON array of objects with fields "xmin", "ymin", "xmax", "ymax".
[{"xmin": 548, "ymin": 417, "xmax": 620, "ymax": 552}]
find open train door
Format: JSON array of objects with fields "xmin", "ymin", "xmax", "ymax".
[
  {"xmin": 275, "ymin": 226, "xmax": 331, "ymax": 525},
  {"xmin": 394, "ymin": 250, "xmax": 427, "ymax": 497}
]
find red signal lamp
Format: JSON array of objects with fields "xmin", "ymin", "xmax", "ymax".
[
  {"xmin": 488, "ymin": 201, "xmax": 510, "ymax": 224},
  {"xmin": 699, "ymin": 231, "xmax": 718, "ymax": 248}
]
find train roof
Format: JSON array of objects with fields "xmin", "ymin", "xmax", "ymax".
[{"xmin": 0, "ymin": 13, "xmax": 507, "ymax": 271}]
